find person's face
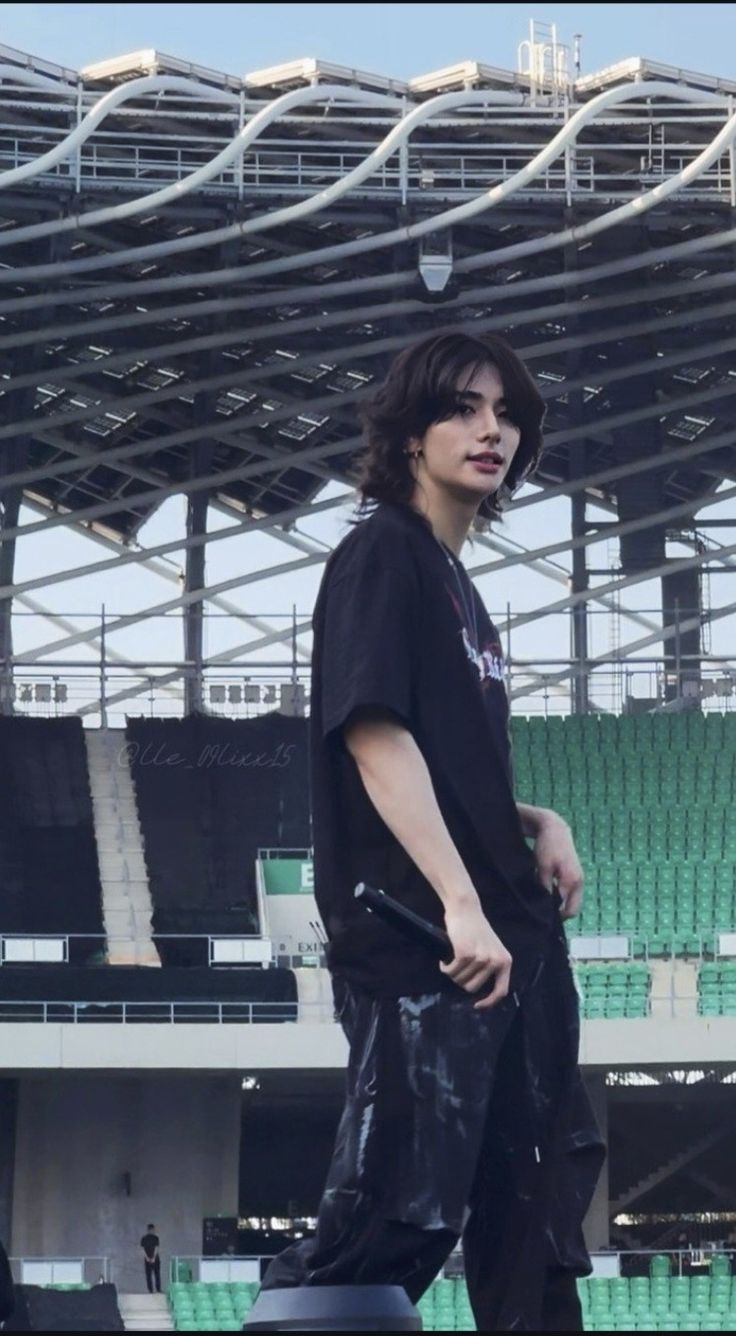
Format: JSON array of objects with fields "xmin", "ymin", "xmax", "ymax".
[{"xmin": 409, "ymin": 362, "xmax": 522, "ymax": 508}]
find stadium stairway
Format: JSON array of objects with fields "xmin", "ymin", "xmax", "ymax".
[
  {"xmin": 672, "ymin": 958, "xmax": 699, "ymax": 1018},
  {"xmin": 85, "ymin": 729, "xmax": 160, "ymax": 967},
  {"xmin": 117, "ymin": 1293, "xmax": 173, "ymax": 1330},
  {"xmin": 648, "ymin": 960, "xmax": 675, "ymax": 1020},
  {"xmin": 294, "ymin": 966, "xmax": 336, "ymax": 1022}
]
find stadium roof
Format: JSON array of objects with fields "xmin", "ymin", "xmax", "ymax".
[{"xmin": 0, "ymin": 38, "xmax": 734, "ymax": 719}]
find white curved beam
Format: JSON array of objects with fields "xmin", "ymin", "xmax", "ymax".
[
  {"xmin": 0, "ymin": 79, "xmax": 410, "ymax": 244},
  {"xmin": 0, "ymin": 80, "xmax": 730, "ymax": 282},
  {"xmin": 0, "ymin": 73, "xmax": 239, "ymax": 189},
  {"xmin": 0, "ymin": 62, "xmax": 76, "ymax": 95}
]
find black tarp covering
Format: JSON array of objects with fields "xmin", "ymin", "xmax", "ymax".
[
  {"xmin": 4, "ymin": 1283, "xmax": 124, "ymax": 1331},
  {"xmin": 0, "ymin": 964, "xmax": 298, "ymax": 1023},
  {"xmin": 0, "ymin": 719, "xmax": 104, "ymax": 961},
  {"xmin": 126, "ymin": 714, "xmax": 310, "ymax": 962}
]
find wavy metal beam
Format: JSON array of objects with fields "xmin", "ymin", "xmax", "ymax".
[
  {"xmin": 0, "ymin": 81, "xmax": 731, "ymax": 285},
  {"xmin": 0, "ymin": 85, "xmax": 528, "ymax": 249},
  {"xmin": 0, "ymin": 72, "xmax": 238, "ymax": 191},
  {"xmin": 0, "ymin": 61, "xmax": 76, "ymax": 96}
]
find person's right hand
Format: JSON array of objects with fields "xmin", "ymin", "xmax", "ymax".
[{"xmin": 440, "ymin": 898, "xmax": 512, "ymax": 1009}]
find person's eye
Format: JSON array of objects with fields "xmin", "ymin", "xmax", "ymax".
[{"xmin": 455, "ymin": 401, "xmax": 475, "ymax": 417}]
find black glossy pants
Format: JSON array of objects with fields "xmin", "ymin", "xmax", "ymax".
[{"xmin": 262, "ymin": 926, "xmax": 605, "ymax": 1331}]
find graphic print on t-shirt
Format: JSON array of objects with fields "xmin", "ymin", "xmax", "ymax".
[{"xmin": 447, "ymin": 585, "xmax": 505, "ymax": 687}]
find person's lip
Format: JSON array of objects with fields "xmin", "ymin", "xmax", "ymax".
[{"xmin": 468, "ymin": 452, "xmax": 504, "ymax": 472}]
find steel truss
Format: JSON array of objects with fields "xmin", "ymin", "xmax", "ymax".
[{"xmin": 0, "ymin": 39, "xmax": 734, "ymax": 718}]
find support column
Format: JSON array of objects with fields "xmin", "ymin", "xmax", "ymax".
[
  {"xmin": 662, "ymin": 565, "xmax": 702, "ymax": 705},
  {"xmin": 183, "ymin": 469, "xmax": 209, "ymax": 716},
  {"xmin": 570, "ymin": 471, "xmax": 590, "ymax": 715},
  {"xmin": 0, "ymin": 473, "xmax": 21, "ymax": 715},
  {"xmin": 564, "ymin": 226, "xmax": 590, "ymax": 714},
  {"xmin": 583, "ymin": 1072, "xmax": 610, "ymax": 1251}
]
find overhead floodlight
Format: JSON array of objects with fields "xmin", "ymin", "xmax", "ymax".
[{"xmin": 418, "ymin": 236, "xmax": 453, "ymax": 293}]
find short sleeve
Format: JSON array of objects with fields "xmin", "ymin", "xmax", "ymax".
[{"xmin": 320, "ymin": 554, "xmax": 417, "ymax": 740}]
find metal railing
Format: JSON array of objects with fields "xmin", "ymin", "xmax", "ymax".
[
  {"xmin": 5, "ymin": 603, "xmax": 736, "ymax": 724},
  {"xmin": 0, "ymin": 931, "xmax": 270, "ymax": 967},
  {"xmin": 3, "ymin": 661, "xmax": 735, "ymax": 727},
  {"xmin": 0, "ymin": 989, "xmax": 730, "ymax": 1026},
  {"xmin": 591, "ymin": 1246, "xmax": 736, "ymax": 1278},
  {"xmin": 0, "ymin": 126, "xmax": 732, "ymax": 201},
  {"xmin": 170, "ymin": 1255, "xmax": 263, "ymax": 1284},
  {"xmin": 8, "ymin": 1255, "xmax": 110, "ymax": 1285},
  {"xmin": 0, "ymin": 999, "xmax": 302, "ymax": 1024},
  {"xmin": 168, "ymin": 1246, "xmax": 736, "ymax": 1285}
]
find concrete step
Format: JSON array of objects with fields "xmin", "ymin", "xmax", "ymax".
[
  {"xmin": 103, "ymin": 890, "xmax": 154, "ymax": 911},
  {"xmin": 98, "ymin": 859, "xmax": 149, "ymax": 878},
  {"xmin": 121, "ymin": 1322, "xmax": 172, "ymax": 1331},
  {"xmin": 85, "ymin": 727, "xmax": 157, "ymax": 966},
  {"xmin": 104, "ymin": 913, "xmax": 152, "ymax": 935},
  {"xmin": 107, "ymin": 944, "xmax": 162, "ymax": 968},
  {"xmin": 649, "ymin": 960, "xmax": 675, "ymax": 1020},
  {"xmin": 94, "ymin": 820, "xmax": 143, "ymax": 833},
  {"xmin": 118, "ymin": 1291, "xmax": 173, "ymax": 1330}
]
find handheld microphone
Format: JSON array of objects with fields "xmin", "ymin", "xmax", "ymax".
[{"xmin": 354, "ymin": 882, "xmax": 453, "ymax": 963}]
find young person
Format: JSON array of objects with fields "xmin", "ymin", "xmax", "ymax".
[{"xmin": 262, "ymin": 329, "xmax": 605, "ymax": 1330}]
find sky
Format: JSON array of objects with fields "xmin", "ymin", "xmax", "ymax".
[
  {"xmin": 1, "ymin": 4, "xmax": 735, "ymax": 723},
  {"xmin": 2, "ymin": 3, "xmax": 735, "ymax": 85}
]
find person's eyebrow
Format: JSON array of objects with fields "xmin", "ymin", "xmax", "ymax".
[{"xmin": 456, "ymin": 389, "xmax": 508, "ymax": 407}]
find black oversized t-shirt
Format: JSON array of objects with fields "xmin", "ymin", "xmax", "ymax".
[
  {"xmin": 310, "ymin": 502, "xmax": 557, "ymax": 997},
  {"xmin": 141, "ymin": 1233, "xmax": 159, "ymax": 1260}
]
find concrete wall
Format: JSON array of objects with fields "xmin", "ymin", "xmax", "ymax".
[
  {"xmin": 11, "ymin": 1075, "xmax": 241, "ymax": 1293},
  {"xmin": 0, "ymin": 1015, "xmax": 734, "ymax": 1072},
  {"xmin": 582, "ymin": 1072, "xmax": 610, "ymax": 1251}
]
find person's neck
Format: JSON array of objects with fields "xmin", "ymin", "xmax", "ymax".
[{"xmin": 410, "ymin": 489, "xmax": 476, "ymax": 558}]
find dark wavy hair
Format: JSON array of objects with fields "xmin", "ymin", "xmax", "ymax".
[{"xmin": 354, "ymin": 328, "xmax": 545, "ymax": 523}]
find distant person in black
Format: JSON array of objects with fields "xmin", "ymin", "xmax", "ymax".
[
  {"xmin": 140, "ymin": 1225, "xmax": 161, "ymax": 1294},
  {"xmin": 261, "ymin": 329, "xmax": 605, "ymax": 1329}
]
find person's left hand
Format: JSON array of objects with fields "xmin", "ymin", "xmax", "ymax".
[{"xmin": 534, "ymin": 813, "xmax": 584, "ymax": 920}]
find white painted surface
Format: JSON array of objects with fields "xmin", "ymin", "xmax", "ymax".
[{"xmin": 0, "ymin": 1015, "xmax": 733, "ymax": 1072}]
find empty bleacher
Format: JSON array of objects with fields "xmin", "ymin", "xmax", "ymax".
[
  {"xmin": 169, "ymin": 1281, "xmax": 259, "ymax": 1330},
  {"xmin": 126, "ymin": 715, "xmax": 309, "ymax": 964},
  {"xmin": 579, "ymin": 1264, "xmax": 736, "ymax": 1332},
  {"xmin": 510, "ymin": 712, "xmax": 736, "ymax": 957},
  {"xmin": 575, "ymin": 962, "xmax": 651, "ymax": 1019},
  {"xmin": 168, "ymin": 1266, "xmax": 736, "ymax": 1331},
  {"xmin": 0, "ymin": 717, "xmax": 104, "ymax": 962},
  {"xmin": 698, "ymin": 962, "xmax": 736, "ymax": 1017}
]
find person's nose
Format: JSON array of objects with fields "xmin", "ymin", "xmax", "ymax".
[{"xmin": 476, "ymin": 409, "xmax": 501, "ymax": 445}]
